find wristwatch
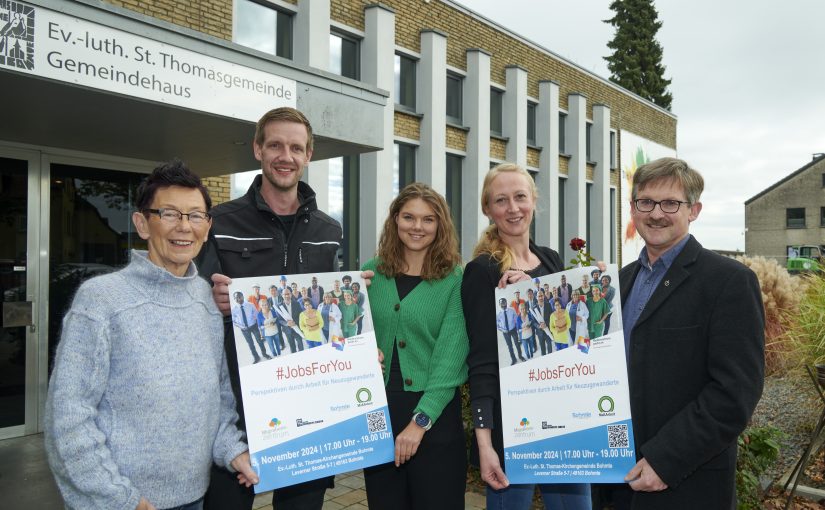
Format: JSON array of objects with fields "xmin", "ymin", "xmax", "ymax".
[{"xmin": 412, "ymin": 412, "xmax": 432, "ymax": 431}]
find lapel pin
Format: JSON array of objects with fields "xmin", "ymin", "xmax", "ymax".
[{"xmin": 664, "ymin": 280, "xmax": 670, "ymax": 287}]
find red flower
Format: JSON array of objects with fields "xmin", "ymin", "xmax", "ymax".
[{"xmin": 569, "ymin": 237, "xmax": 586, "ymax": 251}]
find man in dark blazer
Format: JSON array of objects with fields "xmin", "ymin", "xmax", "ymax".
[
  {"xmin": 614, "ymin": 157, "xmax": 764, "ymax": 510},
  {"xmin": 276, "ymin": 287, "xmax": 305, "ymax": 354}
]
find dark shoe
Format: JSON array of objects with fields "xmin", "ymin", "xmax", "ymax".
[
  {"xmin": 263, "ymin": 353, "xmax": 272, "ymax": 360},
  {"xmin": 519, "ymin": 356, "xmax": 527, "ymax": 362},
  {"xmin": 253, "ymin": 358, "xmax": 261, "ymax": 364}
]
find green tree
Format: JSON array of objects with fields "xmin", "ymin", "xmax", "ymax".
[{"xmin": 604, "ymin": 0, "xmax": 672, "ymax": 110}]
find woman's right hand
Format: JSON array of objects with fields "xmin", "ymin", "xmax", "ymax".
[
  {"xmin": 478, "ymin": 443, "xmax": 509, "ymax": 490},
  {"xmin": 136, "ymin": 498, "xmax": 157, "ymax": 510}
]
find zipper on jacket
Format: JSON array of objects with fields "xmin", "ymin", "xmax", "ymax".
[{"xmin": 299, "ymin": 247, "xmax": 303, "ymax": 264}]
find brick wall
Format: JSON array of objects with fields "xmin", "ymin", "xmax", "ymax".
[
  {"xmin": 204, "ymin": 176, "xmax": 231, "ymax": 206},
  {"xmin": 104, "ymin": 0, "xmax": 234, "ymax": 40}
]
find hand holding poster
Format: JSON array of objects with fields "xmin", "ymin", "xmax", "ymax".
[
  {"xmin": 228, "ymin": 272, "xmax": 394, "ymax": 493},
  {"xmin": 495, "ymin": 264, "xmax": 635, "ymax": 483}
]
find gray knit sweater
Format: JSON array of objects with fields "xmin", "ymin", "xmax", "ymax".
[{"xmin": 44, "ymin": 250, "xmax": 247, "ymax": 510}]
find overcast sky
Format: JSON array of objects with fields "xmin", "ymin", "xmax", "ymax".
[{"xmin": 459, "ymin": 0, "xmax": 825, "ymax": 251}]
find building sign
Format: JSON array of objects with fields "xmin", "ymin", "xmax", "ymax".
[
  {"xmin": 619, "ymin": 131, "xmax": 676, "ymax": 266},
  {"xmin": 0, "ymin": 0, "xmax": 296, "ymax": 121}
]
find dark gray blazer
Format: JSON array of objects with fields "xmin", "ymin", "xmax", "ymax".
[{"xmin": 619, "ymin": 235, "xmax": 764, "ymax": 509}]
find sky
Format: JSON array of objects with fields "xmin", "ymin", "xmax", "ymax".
[{"xmin": 459, "ymin": 0, "xmax": 825, "ymax": 251}]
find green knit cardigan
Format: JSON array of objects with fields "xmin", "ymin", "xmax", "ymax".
[{"xmin": 362, "ymin": 258, "xmax": 469, "ymax": 423}]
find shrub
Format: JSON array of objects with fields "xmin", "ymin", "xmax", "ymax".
[
  {"xmin": 782, "ymin": 272, "xmax": 825, "ymax": 366},
  {"xmin": 734, "ymin": 255, "xmax": 807, "ymax": 374},
  {"xmin": 736, "ymin": 425, "xmax": 784, "ymax": 510}
]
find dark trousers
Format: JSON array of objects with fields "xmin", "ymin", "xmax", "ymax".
[
  {"xmin": 364, "ymin": 390, "xmax": 466, "ymax": 510},
  {"xmin": 603, "ymin": 314, "xmax": 612, "ymax": 335},
  {"xmin": 501, "ymin": 329, "xmax": 522, "ymax": 363},
  {"xmin": 240, "ymin": 326, "xmax": 266, "ymax": 361},
  {"xmin": 204, "ymin": 464, "xmax": 332, "ymax": 510},
  {"xmin": 284, "ymin": 328, "xmax": 304, "ymax": 353},
  {"xmin": 537, "ymin": 329, "xmax": 553, "ymax": 356}
]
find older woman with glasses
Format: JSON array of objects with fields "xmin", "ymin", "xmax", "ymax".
[{"xmin": 44, "ymin": 160, "xmax": 257, "ymax": 510}]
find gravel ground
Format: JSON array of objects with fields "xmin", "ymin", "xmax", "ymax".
[{"xmin": 750, "ymin": 369, "xmax": 822, "ymax": 482}]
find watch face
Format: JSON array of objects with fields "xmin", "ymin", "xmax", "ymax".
[{"xmin": 415, "ymin": 413, "xmax": 431, "ymax": 428}]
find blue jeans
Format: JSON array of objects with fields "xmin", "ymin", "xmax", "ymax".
[
  {"xmin": 265, "ymin": 334, "xmax": 281, "ymax": 356},
  {"xmin": 163, "ymin": 497, "xmax": 203, "ymax": 510},
  {"xmin": 487, "ymin": 483, "xmax": 590, "ymax": 510}
]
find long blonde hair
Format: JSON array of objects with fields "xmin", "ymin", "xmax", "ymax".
[
  {"xmin": 376, "ymin": 182, "xmax": 461, "ymax": 280},
  {"xmin": 471, "ymin": 163, "xmax": 538, "ymax": 273}
]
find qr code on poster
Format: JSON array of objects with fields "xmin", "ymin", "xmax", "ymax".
[
  {"xmin": 366, "ymin": 410, "xmax": 387, "ymax": 433},
  {"xmin": 607, "ymin": 424, "xmax": 629, "ymax": 448}
]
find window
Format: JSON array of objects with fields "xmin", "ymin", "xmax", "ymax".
[
  {"xmin": 446, "ymin": 154, "xmax": 463, "ymax": 242},
  {"xmin": 527, "ymin": 102, "xmax": 537, "ymax": 146},
  {"xmin": 586, "ymin": 122, "xmax": 593, "ymax": 161},
  {"xmin": 235, "ymin": 0, "xmax": 293, "ymax": 59},
  {"xmin": 529, "ymin": 170, "xmax": 537, "ymax": 241},
  {"xmin": 558, "ymin": 177, "xmax": 566, "ymax": 252},
  {"xmin": 821, "ymin": 207, "xmax": 825, "ymax": 227},
  {"xmin": 446, "ymin": 73, "xmax": 463, "ymax": 125},
  {"xmin": 559, "ymin": 112, "xmax": 567, "ymax": 154},
  {"xmin": 393, "ymin": 143, "xmax": 416, "ymax": 196},
  {"xmin": 822, "ymin": 173, "xmax": 825, "ymax": 187},
  {"xmin": 328, "ymin": 156, "xmax": 360, "ymax": 270},
  {"xmin": 489, "ymin": 88, "xmax": 503, "ymax": 135},
  {"xmin": 610, "ymin": 188, "xmax": 616, "ymax": 263},
  {"xmin": 330, "ymin": 32, "xmax": 359, "ymax": 79},
  {"xmin": 610, "ymin": 131, "xmax": 617, "ymax": 169},
  {"xmin": 586, "ymin": 182, "xmax": 592, "ymax": 243},
  {"xmin": 786, "ymin": 208, "xmax": 806, "ymax": 228},
  {"xmin": 394, "ymin": 54, "xmax": 416, "ymax": 110}
]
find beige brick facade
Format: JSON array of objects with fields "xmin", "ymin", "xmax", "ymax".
[
  {"xmin": 104, "ymin": 0, "xmax": 234, "ymax": 40},
  {"xmin": 490, "ymin": 138, "xmax": 506, "ymax": 161},
  {"xmin": 204, "ymin": 176, "xmax": 231, "ymax": 206},
  {"xmin": 446, "ymin": 126, "xmax": 467, "ymax": 151},
  {"xmin": 526, "ymin": 147, "xmax": 540, "ymax": 169},
  {"xmin": 394, "ymin": 111, "xmax": 421, "ymax": 140}
]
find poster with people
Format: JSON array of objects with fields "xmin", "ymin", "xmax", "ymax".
[
  {"xmin": 228, "ymin": 272, "xmax": 393, "ymax": 493},
  {"xmin": 494, "ymin": 264, "xmax": 636, "ymax": 483}
]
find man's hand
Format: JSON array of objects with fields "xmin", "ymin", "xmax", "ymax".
[
  {"xmin": 394, "ymin": 421, "xmax": 425, "ymax": 466},
  {"xmin": 136, "ymin": 498, "xmax": 157, "ymax": 510},
  {"xmin": 211, "ymin": 273, "xmax": 233, "ymax": 316},
  {"xmin": 360, "ymin": 270, "xmax": 374, "ymax": 288},
  {"xmin": 625, "ymin": 457, "xmax": 667, "ymax": 492},
  {"xmin": 231, "ymin": 451, "xmax": 260, "ymax": 488}
]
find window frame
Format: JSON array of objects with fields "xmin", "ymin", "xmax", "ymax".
[
  {"xmin": 445, "ymin": 153, "xmax": 463, "ymax": 243},
  {"xmin": 394, "ymin": 52, "xmax": 417, "ymax": 111},
  {"xmin": 329, "ymin": 30, "xmax": 360, "ymax": 80},
  {"xmin": 446, "ymin": 72, "xmax": 464, "ymax": 125},
  {"xmin": 558, "ymin": 112, "xmax": 568, "ymax": 155},
  {"xmin": 527, "ymin": 101, "xmax": 537, "ymax": 146},
  {"xmin": 489, "ymin": 88, "xmax": 503, "ymax": 136},
  {"xmin": 234, "ymin": 0, "xmax": 294, "ymax": 59},
  {"xmin": 786, "ymin": 207, "xmax": 806, "ymax": 229}
]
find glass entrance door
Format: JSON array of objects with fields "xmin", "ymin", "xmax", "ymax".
[
  {"xmin": 46, "ymin": 163, "xmax": 147, "ymax": 371},
  {"xmin": 0, "ymin": 152, "xmax": 40, "ymax": 438}
]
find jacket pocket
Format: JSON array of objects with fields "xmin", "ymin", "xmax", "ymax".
[
  {"xmin": 298, "ymin": 241, "xmax": 340, "ymax": 273},
  {"xmin": 215, "ymin": 236, "xmax": 274, "ymax": 260}
]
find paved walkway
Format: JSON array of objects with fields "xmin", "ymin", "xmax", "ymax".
[
  {"xmin": 1, "ymin": 434, "xmax": 488, "ymax": 510},
  {"xmin": 252, "ymin": 470, "xmax": 487, "ymax": 509}
]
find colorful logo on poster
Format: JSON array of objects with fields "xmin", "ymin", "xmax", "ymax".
[
  {"xmin": 268, "ymin": 417, "xmax": 282, "ymax": 428},
  {"xmin": 519, "ymin": 417, "xmax": 530, "ymax": 427},
  {"xmin": 577, "ymin": 337, "xmax": 591, "ymax": 354},
  {"xmin": 598, "ymin": 396, "xmax": 615, "ymax": 415},
  {"xmin": 331, "ymin": 335, "xmax": 346, "ymax": 351}
]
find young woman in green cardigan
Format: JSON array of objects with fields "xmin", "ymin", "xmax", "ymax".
[{"xmin": 361, "ymin": 183, "xmax": 469, "ymax": 510}]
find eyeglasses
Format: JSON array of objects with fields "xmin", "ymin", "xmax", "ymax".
[
  {"xmin": 633, "ymin": 199, "xmax": 690, "ymax": 214},
  {"xmin": 145, "ymin": 208, "xmax": 211, "ymax": 225}
]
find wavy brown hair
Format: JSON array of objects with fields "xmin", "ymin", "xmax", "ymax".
[
  {"xmin": 376, "ymin": 182, "xmax": 461, "ymax": 280},
  {"xmin": 472, "ymin": 163, "xmax": 538, "ymax": 273}
]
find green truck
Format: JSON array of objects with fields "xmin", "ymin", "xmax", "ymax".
[{"xmin": 786, "ymin": 245, "xmax": 825, "ymax": 273}]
